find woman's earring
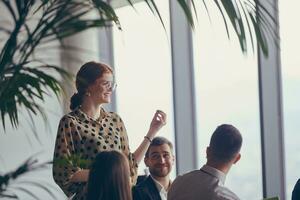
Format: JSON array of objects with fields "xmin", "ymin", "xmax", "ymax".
[{"xmin": 86, "ymin": 92, "xmax": 91, "ymax": 97}]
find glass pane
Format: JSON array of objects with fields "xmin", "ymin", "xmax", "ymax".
[
  {"xmin": 113, "ymin": 0, "xmax": 176, "ymax": 176},
  {"xmin": 192, "ymin": 2, "xmax": 262, "ymax": 199},
  {"xmin": 279, "ymin": 1, "xmax": 300, "ymax": 199}
]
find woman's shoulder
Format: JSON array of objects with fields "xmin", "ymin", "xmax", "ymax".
[
  {"xmin": 107, "ymin": 111, "xmax": 119, "ymax": 118},
  {"xmin": 59, "ymin": 110, "xmax": 78, "ymax": 124},
  {"xmin": 108, "ymin": 112, "xmax": 124, "ymax": 123},
  {"xmin": 101, "ymin": 108, "xmax": 122, "ymax": 121}
]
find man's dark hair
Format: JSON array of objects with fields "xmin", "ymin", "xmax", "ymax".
[
  {"xmin": 209, "ymin": 124, "xmax": 242, "ymax": 163},
  {"xmin": 145, "ymin": 137, "xmax": 173, "ymax": 157}
]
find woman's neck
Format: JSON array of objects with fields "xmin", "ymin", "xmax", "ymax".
[{"xmin": 80, "ymin": 99, "xmax": 102, "ymax": 120}]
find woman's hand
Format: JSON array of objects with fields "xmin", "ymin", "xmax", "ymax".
[
  {"xmin": 133, "ymin": 110, "xmax": 167, "ymax": 163},
  {"xmin": 147, "ymin": 110, "xmax": 167, "ymax": 138}
]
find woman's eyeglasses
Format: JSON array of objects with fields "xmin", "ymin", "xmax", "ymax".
[{"xmin": 100, "ymin": 81, "xmax": 117, "ymax": 91}]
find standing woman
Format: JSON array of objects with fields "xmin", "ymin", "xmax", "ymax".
[{"xmin": 52, "ymin": 61, "xmax": 166, "ymax": 199}]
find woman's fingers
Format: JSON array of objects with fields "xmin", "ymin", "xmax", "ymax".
[
  {"xmin": 154, "ymin": 110, "xmax": 167, "ymax": 125},
  {"xmin": 148, "ymin": 110, "xmax": 167, "ymax": 136}
]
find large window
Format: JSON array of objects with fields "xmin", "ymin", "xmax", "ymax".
[
  {"xmin": 279, "ymin": 1, "xmax": 300, "ymax": 199},
  {"xmin": 112, "ymin": 0, "xmax": 175, "ymax": 176},
  {"xmin": 192, "ymin": 1, "xmax": 262, "ymax": 199}
]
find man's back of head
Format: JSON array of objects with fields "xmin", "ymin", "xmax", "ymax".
[
  {"xmin": 208, "ymin": 124, "xmax": 242, "ymax": 169},
  {"xmin": 168, "ymin": 124, "xmax": 242, "ymax": 200}
]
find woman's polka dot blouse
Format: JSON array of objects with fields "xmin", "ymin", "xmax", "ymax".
[{"xmin": 52, "ymin": 107, "xmax": 138, "ymax": 199}]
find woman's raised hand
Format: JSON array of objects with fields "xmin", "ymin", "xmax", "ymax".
[{"xmin": 147, "ymin": 110, "xmax": 167, "ymax": 138}]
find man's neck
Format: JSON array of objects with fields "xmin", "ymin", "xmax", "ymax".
[
  {"xmin": 206, "ymin": 161, "xmax": 231, "ymax": 174},
  {"xmin": 151, "ymin": 175, "xmax": 171, "ymax": 191}
]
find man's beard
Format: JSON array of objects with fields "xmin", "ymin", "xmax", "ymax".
[{"xmin": 149, "ymin": 165, "xmax": 170, "ymax": 178}]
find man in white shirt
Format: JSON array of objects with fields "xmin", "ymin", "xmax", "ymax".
[
  {"xmin": 168, "ymin": 124, "xmax": 242, "ymax": 200},
  {"xmin": 133, "ymin": 137, "xmax": 175, "ymax": 200}
]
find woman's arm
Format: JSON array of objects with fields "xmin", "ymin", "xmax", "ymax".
[
  {"xmin": 133, "ymin": 110, "xmax": 166, "ymax": 163},
  {"xmin": 69, "ymin": 169, "xmax": 90, "ymax": 182},
  {"xmin": 53, "ymin": 116, "xmax": 89, "ymax": 195}
]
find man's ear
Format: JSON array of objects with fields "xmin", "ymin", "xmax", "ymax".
[
  {"xmin": 233, "ymin": 153, "xmax": 241, "ymax": 164},
  {"xmin": 206, "ymin": 147, "xmax": 210, "ymax": 159},
  {"xmin": 144, "ymin": 157, "xmax": 150, "ymax": 167},
  {"xmin": 171, "ymin": 154, "xmax": 175, "ymax": 165}
]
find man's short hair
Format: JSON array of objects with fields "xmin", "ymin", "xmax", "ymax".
[
  {"xmin": 145, "ymin": 137, "xmax": 173, "ymax": 157},
  {"xmin": 209, "ymin": 124, "xmax": 242, "ymax": 163}
]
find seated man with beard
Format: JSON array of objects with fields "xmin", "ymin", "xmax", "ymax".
[{"xmin": 133, "ymin": 137, "xmax": 175, "ymax": 200}]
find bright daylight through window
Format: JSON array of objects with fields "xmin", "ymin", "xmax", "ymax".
[{"xmin": 112, "ymin": 0, "xmax": 176, "ymax": 177}]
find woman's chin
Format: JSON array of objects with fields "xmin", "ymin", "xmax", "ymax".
[{"xmin": 103, "ymin": 98, "xmax": 111, "ymax": 104}]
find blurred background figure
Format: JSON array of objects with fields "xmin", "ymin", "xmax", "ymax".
[{"xmin": 86, "ymin": 150, "xmax": 132, "ymax": 200}]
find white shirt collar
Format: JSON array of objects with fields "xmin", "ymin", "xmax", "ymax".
[{"xmin": 150, "ymin": 175, "xmax": 171, "ymax": 200}]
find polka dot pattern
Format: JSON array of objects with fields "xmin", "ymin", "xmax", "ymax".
[{"xmin": 52, "ymin": 107, "xmax": 138, "ymax": 199}]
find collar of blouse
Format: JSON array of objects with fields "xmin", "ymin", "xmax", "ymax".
[{"xmin": 74, "ymin": 106, "xmax": 112, "ymax": 124}]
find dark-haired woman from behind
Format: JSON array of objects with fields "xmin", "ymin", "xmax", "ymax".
[
  {"xmin": 52, "ymin": 61, "xmax": 166, "ymax": 199},
  {"xmin": 86, "ymin": 151, "xmax": 131, "ymax": 200}
]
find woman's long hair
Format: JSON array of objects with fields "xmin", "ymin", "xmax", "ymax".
[{"xmin": 86, "ymin": 151, "xmax": 132, "ymax": 200}]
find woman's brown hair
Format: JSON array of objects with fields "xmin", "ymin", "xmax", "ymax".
[
  {"xmin": 86, "ymin": 151, "xmax": 132, "ymax": 200},
  {"xmin": 70, "ymin": 61, "xmax": 113, "ymax": 110}
]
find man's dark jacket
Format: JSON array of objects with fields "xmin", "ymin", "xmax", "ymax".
[
  {"xmin": 132, "ymin": 176, "xmax": 161, "ymax": 200},
  {"xmin": 292, "ymin": 179, "xmax": 300, "ymax": 200}
]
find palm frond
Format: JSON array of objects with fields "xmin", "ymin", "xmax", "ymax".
[
  {"xmin": 0, "ymin": 62, "xmax": 67, "ymax": 129},
  {"xmin": 196, "ymin": 0, "xmax": 278, "ymax": 56},
  {"xmin": 177, "ymin": 0, "xmax": 195, "ymax": 29},
  {"xmin": 238, "ymin": 1, "xmax": 254, "ymax": 55},
  {"xmin": 201, "ymin": 0, "xmax": 212, "ymax": 23},
  {"xmin": 0, "ymin": 155, "xmax": 51, "ymax": 193},
  {"xmin": 213, "ymin": 0, "xmax": 231, "ymax": 40},
  {"xmin": 7, "ymin": 186, "xmax": 40, "ymax": 200},
  {"xmin": 12, "ymin": 180, "xmax": 57, "ymax": 199},
  {"xmin": 146, "ymin": 0, "xmax": 167, "ymax": 30},
  {"xmin": 0, "ymin": 0, "xmax": 126, "ymax": 131},
  {"xmin": 0, "ymin": 193, "xmax": 18, "ymax": 199}
]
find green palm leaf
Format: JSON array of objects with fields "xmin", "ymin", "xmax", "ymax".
[
  {"xmin": 6, "ymin": 186, "xmax": 40, "ymax": 200},
  {"xmin": 0, "ymin": 155, "xmax": 52, "ymax": 197},
  {"xmin": 0, "ymin": 193, "xmax": 18, "ymax": 199},
  {"xmin": 12, "ymin": 180, "xmax": 57, "ymax": 199}
]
